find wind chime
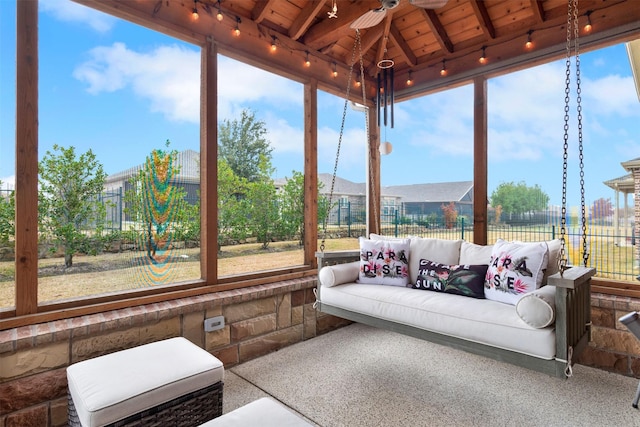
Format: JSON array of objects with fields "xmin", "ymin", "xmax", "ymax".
[
  {"xmin": 377, "ymin": 41, "xmax": 394, "ymax": 129},
  {"xmin": 377, "ymin": 39, "xmax": 394, "ymax": 155}
]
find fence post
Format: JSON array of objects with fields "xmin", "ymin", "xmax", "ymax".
[
  {"xmin": 347, "ymin": 201, "xmax": 351, "ymax": 237},
  {"xmin": 337, "ymin": 201, "xmax": 341, "ymax": 227},
  {"xmin": 395, "ymin": 210, "xmax": 399, "ymax": 237},
  {"xmin": 552, "ymin": 224, "xmax": 555, "ymax": 240},
  {"xmin": 461, "ymin": 217, "xmax": 465, "ymax": 240}
]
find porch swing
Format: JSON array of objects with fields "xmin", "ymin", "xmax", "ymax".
[{"xmin": 315, "ymin": 0, "xmax": 596, "ymax": 378}]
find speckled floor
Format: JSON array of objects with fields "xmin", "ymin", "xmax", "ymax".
[{"xmin": 226, "ymin": 323, "xmax": 640, "ymax": 427}]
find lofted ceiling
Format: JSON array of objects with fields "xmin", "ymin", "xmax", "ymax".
[{"xmin": 76, "ymin": 0, "xmax": 640, "ymax": 104}]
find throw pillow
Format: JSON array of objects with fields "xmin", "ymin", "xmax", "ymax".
[
  {"xmin": 358, "ymin": 237, "xmax": 410, "ymax": 286},
  {"xmin": 484, "ymin": 239, "xmax": 549, "ymax": 305},
  {"xmin": 413, "ymin": 259, "xmax": 487, "ymax": 298}
]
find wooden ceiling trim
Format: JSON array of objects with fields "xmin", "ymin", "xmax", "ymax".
[
  {"xmin": 421, "ymin": 8, "xmax": 454, "ymax": 53},
  {"xmin": 288, "ymin": 0, "xmax": 326, "ymax": 41},
  {"xmin": 470, "ymin": 0, "xmax": 496, "ymax": 40}
]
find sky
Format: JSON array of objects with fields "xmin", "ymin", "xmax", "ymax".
[{"xmin": 1, "ymin": 0, "xmax": 639, "ymax": 209}]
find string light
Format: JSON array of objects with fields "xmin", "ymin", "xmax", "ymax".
[
  {"xmin": 525, "ymin": 30, "xmax": 534, "ymax": 49},
  {"xmin": 406, "ymin": 70, "xmax": 413, "ymax": 86},
  {"xmin": 216, "ymin": 0, "xmax": 223, "ymax": 21},
  {"xmin": 270, "ymin": 36, "xmax": 277, "ymax": 52},
  {"xmin": 479, "ymin": 46, "xmax": 487, "ymax": 64},
  {"xmin": 233, "ymin": 16, "xmax": 241, "ymax": 36},
  {"xmin": 304, "ymin": 51, "xmax": 310, "ymax": 67},
  {"xmin": 332, "ymin": 62, "xmax": 338, "ymax": 78},
  {"xmin": 191, "ymin": 0, "xmax": 199, "ymax": 20},
  {"xmin": 440, "ymin": 59, "xmax": 447, "ymax": 76},
  {"xmin": 584, "ymin": 10, "xmax": 593, "ymax": 33}
]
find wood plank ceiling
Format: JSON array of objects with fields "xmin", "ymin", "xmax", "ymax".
[{"xmin": 78, "ymin": 0, "xmax": 640, "ymax": 103}]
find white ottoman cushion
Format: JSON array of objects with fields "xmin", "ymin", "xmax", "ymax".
[
  {"xmin": 67, "ymin": 337, "xmax": 224, "ymax": 427},
  {"xmin": 199, "ymin": 398, "xmax": 312, "ymax": 427}
]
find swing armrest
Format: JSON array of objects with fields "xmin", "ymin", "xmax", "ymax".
[{"xmin": 316, "ymin": 250, "xmax": 360, "ymax": 270}]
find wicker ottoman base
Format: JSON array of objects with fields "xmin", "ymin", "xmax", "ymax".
[
  {"xmin": 67, "ymin": 337, "xmax": 224, "ymax": 427},
  {"xmin": 68, "ymin": 381, "xmax": 223, "ymax": 427}
]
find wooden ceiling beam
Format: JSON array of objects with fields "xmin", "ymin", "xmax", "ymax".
[
  {"xmin": 375, "ymin": 14, "xmax": 394, "ymax": 67},
  {"xmin": 303, "ymin": 1, "xmax": 377, "ymax": 50},
  {"xmin": 289, "ymin": 0, "xmax": 327, "ymax": 41},
  {"xmin": 389, "ymin": 22, "xmax": 417, "ymax": 67},
  {"xmin": 530, "ymin": 0, "xmax": 546, "ymax": 24},
  {"xmin": 421, "ymin": 8, "xmax": 454, "ymax": 54},
  {"xmin": 470, "ymin": 0, "xmax": 496, "ymax": 40},
  {"xmin": 252, "ymin": 0, "xmax": 277, "ymax": 24}
]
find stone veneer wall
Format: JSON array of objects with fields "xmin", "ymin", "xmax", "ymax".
[
  {"xmin": 2, "ymin": 280, "xmax": 640, "ymax": 426},
  {"xmin": 577, "ymin": 293, "xmax": 640, "ymax": 376},
  {"xmin": 0, "ymin": 278, "xmax": 350, "ymax": 427}
]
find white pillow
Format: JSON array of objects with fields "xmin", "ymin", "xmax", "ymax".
[
  {"xmin": 459, "ymin": 241, "xmax": 494, "ymax": 265},
  {"xmin": 408, "ymin": 237, "xmax": 462, "ymax": 285},
  {"xmin": 543, "ymin": 239, "xmax": 562, "ymax": 283},
  {"xmin": 358, "ymin": 237, "xmax": 410, "ymax": 286},
  {"xmin": 484, "ymin": 239, "xmax": 549, "ymax": 305},
  {"xmin": 318, "ymin": 261, "xmax": 360, "ymax": 288},
  {"xmin": 516, "ymin": 285, "xmax": 556, "ymax": 328}
]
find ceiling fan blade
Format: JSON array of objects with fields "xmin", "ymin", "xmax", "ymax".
[
  {"xmin": 350, "ymin": 8, "xmax": 387, "ymax": 30},
  {"xmin": 409, "ymin": 0, "xmax": 449, "ymax": 8}
]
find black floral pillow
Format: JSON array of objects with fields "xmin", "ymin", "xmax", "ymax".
[{"xmin": 412, "ymin": 259, "xmax": 488, "ymax": 299}]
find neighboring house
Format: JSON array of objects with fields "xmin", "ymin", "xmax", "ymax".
[{"xmin": 383, "ymin": 181, "xmax": 474, "ymax": 218}]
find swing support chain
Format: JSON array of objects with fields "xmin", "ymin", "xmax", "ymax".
[
  {"xmin": 320, "ymin": 30, "xmax": 367, "ymax": 252},
  {"xmin": 558, "ymin": 0, "xmax": 589, "ymax": 275}
]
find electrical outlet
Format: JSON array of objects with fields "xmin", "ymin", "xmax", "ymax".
[{"xmin": 204, "ymin": 315, "xmax": 225, "ymax": 332}]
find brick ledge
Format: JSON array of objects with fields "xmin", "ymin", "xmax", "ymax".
[{"xmin": 0, "ymin": 277, "xmax": 317, "ymax": 354}]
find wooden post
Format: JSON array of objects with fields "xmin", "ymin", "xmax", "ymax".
[
  {"xmin": 305, "ymin": 79, "xmax": 318, "ymax": 267},
  {"xmin": 473, "ymin": 76, "xmax": 488, "ymax": 245},
  {"xmin": 201, "ymin": 37, "xmax": 217, "ymax": 282},
  {"xmin": 15, "ymin": 0, "xmax": 39, "ymax": 315}
]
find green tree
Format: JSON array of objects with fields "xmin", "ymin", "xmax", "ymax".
[
  {"xmin": 38, "ymin": 145, "xmax": 108, "ymax": 267},
  {"xmin": 246, "ymin": 155, "xmax": 279, "ymax": 249},
  {"xmin": 0, "ymin": 182, "xmax": 15, "ymax": 243},
  {"xmin": 218, "ymin": 109, "xmax": 273, "ymax": 182},
  {"xmin": 278, "ymin": 171, "xmax": 305, "ymax": 244},
  {"xmin": 490, "ymin": 181, "xmax": 549, "ymax": 220},
  {"xmin": 217, "ymin": 158, "xmax": 249, "ymax": 251}
]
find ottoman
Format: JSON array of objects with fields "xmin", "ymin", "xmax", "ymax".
[
  {"xmin": 199, "ymin": 397, "xmax": 314, "ymax": 427},
  {"xmin": 67, "ymin": 337, "xmax": 224, "ymax": 427}
]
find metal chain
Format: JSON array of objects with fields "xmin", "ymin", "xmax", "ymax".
[
  {"xmin": 559, "ymin": 0, "xmax": 573, "ymax": 274},
  {"xmin": 573, "ymin": 1, "xmax": 589, "ymax": 267},
  {"xmin": 320, "ymin": 30, "xmax": 361, "ymax": 252}
]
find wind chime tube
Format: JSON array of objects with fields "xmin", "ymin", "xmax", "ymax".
[
  {"xmin": 390, "ymin": 66, "xmax": 394, "ymax": 128},
  {"xmin": 377, "ymin": 72, "xmax": 381, "ymax": 127},
  {"xmin": 383, "ymin": 68, "xmax": 388, "ymax": 127}
]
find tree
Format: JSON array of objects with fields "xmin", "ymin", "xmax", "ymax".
[
  {"xmin": 591, "ymin": 197, "xmax": 613, "ymax": 220},
  {"xmin": 441, "ymin": 202, "xmax": 458, "ymax": 229},
  {"xmin": 218, "ymin": 109, "xmax": 273, "ymax": 182},
  {"xmin": 217, "ymin": 158, "xmax": 249, "ymax": 251},
  {"xmin": 490, "ymin": 181, "xmax": 549, "ymax": 219},
  {"xmin": 246, "ymin": 155, "xmax": 280, "ymax": 249},
  {"xmin": 38, "ymin": 145, "xmax": 108, "ymax": 267}
]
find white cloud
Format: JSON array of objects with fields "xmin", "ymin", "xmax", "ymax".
[
  {"xmin": 40, "ymin": 0, "xmax": 116, "ymax": 33},
  {"xmin": 74, "ymin": 42, "xmax": 201, "ymax": 123},
  {"xmin": 583, "ymin": 74, "xmax": 639, "ymax": 116}
]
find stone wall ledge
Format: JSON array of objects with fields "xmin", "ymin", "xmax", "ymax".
[{"xmin": 0, "ymin": 277, "xmax": 316, "ymax": 355}]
